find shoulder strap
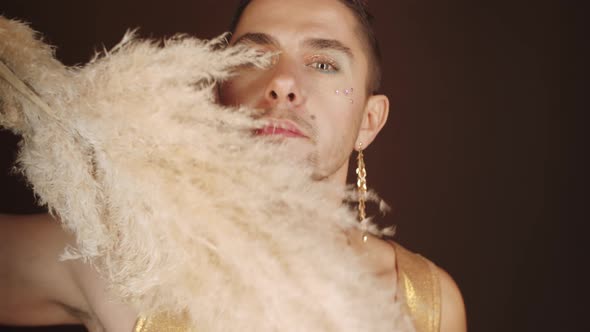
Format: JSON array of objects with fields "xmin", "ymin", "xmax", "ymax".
[
  {"xmin": 392, "ymin": 242, "xmax": 442, "ymax": 332},
  {"xmin": 133, "ymin": 243, "xmax": 443, "ymax": 332},
  {"xmin": 134, "ymin": 313, "xmax": 190, "ymax": 332}
]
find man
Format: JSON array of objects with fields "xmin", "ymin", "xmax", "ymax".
[
  {"xmin": 0, "ymin": 0, "xmax": 466, "ymax": 331},
  {"xmin": 220, "ymin": 1, "xmax": 466, "ymax": 331}
]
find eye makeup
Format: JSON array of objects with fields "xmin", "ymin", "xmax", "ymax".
[{"xmin": 305, "ymin": 54, "xmax": 340, "ymax": 73}]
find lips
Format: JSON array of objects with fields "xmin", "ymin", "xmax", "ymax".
[{"xmin": 255, "ymin": 119, "xmax": 307, "ymax": 138}]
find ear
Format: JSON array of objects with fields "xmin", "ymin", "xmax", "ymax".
[{"xmin": 355, "ymin": 94, "xmax": 389, "ymax": 150}]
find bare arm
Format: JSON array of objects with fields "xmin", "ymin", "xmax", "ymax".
[
  {"xmin": 0, "ymin": 213, "xmax": 138, "ymax": 331},
  {"xmin": 437, "ymin": 266, "xmax": 468, "ymax": 332},
  {"xmin": 0, "ymin": 213, "xmax": 83, "ymax": 326}
]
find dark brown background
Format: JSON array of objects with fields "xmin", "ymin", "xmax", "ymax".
[{"xmin": 0, "ymin": 0, "xmax": 573, "ymax": 331}]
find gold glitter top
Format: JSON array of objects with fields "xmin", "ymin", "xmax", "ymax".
[
  {"xmin": 134, "ymin": 312, "xmax": 191, "ymax": 332},
  {"xmin": 133, "ymin": 243, "xmax": 441, "ymax": 332},
  {"xmin": 392, "ymin": 242, "xmax": 442, "ymax": 332}
]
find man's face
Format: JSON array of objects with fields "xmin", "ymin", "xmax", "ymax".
[{"xmin": 220, "ymin": 0, "xmax": 372, "ymax": 183}]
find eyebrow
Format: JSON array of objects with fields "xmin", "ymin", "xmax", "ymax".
[
  {"xmin": 303, "ymin": 38, "xmax": 354, "ymax": 60},
  {"xmin": 233, "ymin": 33, "xmax": 354, "ymax": 60},
  {"xmin": 233, "ymin": 32, "xmax": 279, "ymax": 47}
]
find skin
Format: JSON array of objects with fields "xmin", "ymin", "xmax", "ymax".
[
  {"xmin": 0, "ymin": 213, "xmax": 137, "ymax": 331},
  {"xmin": 0, "ymin": 0, "xmax": 466, "ymax": 331}
]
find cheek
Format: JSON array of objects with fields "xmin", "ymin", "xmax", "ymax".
[
  {"xmin": 312, "ymin": 104, "xmax": 359, "ymax": 151},
  {"xmin": 219, "ymin": 73, "xmax": 263, "ymax": 107},
  {"xmin": 308, "ymin": 80, "xmax": 363, "ymax": 129},
  {"xmin": 314, "ymin": 97, "xmax": 364, "ymax": 159},
  {"xmin": 308, "ymin": 81, "xmax": 357, "ymax": 116}
]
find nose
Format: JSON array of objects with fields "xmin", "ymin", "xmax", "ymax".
[{"xmin": 264, "ymin": 58, "xmax": 305, "ymax": 107}]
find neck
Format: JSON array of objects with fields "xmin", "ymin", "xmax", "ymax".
[{"xmin": 316, "ymin": 159, "xmax": 350, "ymax": 206}]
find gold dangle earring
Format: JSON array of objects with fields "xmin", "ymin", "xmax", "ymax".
[{"xmin": 356, "ymin": 142, "xmax": 369, "ymax": 243}]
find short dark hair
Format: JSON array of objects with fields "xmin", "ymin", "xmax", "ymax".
[{"xmin": 229, "ymin": 0, "xmax": 382, "ymax": 94}]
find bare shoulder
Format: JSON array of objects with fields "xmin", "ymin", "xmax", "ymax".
[
  {"xmin": 0, "ymin": 213, "xmax": 137, "ymax": 330},
  {"xmin": 388, "ymin": 241, "xmax": 466, "ymax": 332},
  {"xmin": 69, "ymin": 254, "xmax": 138, "ymax": 331},
  {"xmin": 432, "ymin": 263, "xmax": 467, "ymax": 332},
  {"xmin": 0, "ymin": 213, "xmax": 83, "ymax": 325}
]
